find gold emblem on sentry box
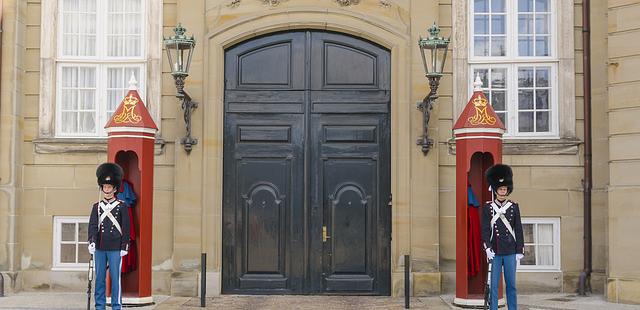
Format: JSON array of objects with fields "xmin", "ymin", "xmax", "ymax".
[
  {"xmin": 468, "ymin": 95, "xmax": 496, "ymax": 126},
  {"xmin": 113, "ymin": 94, "xmax": 142, "ymax": 124}
]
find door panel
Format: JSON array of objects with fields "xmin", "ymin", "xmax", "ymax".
[
  {"xmin": 225, "ymin": 32, "xmax": 305, "ymax": 90},
  {"xmin": 310, "ymin": 32, "xmax": 390, "ymax": 90},
  {"xmin": 224, "ymin": 113, "xmax": 304, "ymax": 293},
  {"xmin": 223, "ymin": 31, "xmax": 390, "ymax": 295},
  {"xmin": 324, "ymin": 160, "xmax": 374, "ymax": 284},
  {"xmin": 310, "ymin": 114, "xmax": 390, "ymax": 294}
]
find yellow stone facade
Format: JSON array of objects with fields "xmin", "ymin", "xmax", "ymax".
[{"xmin": 0, "ymin": 0, "xmax": 636, "ymax": 305}]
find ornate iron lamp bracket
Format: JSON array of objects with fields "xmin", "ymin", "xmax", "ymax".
[
  {"xmin": 172, "ymin": 73, "xmax": 198, "ymax": 153},
  {"xmin": 416, "ymin": 75, "xmax": 441, "ymax": 155}
]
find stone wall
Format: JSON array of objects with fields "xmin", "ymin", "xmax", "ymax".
[
  {"xmin": 606, "ymin": 0, "xmax": 640, "ymax": 304},
  {"xmin": 0, "ymin": 0, "xmax": 626, "ymax": 300}
]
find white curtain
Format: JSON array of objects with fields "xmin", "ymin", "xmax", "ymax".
[
  {"xmin": 107, "ymin": 0, "xmax": 142, "ymax": 57},
  {"xmin": 537, "ymin": 223, "xmax": 554, "ymax": 265},
  {"xmin": 60, "ymin": 66, "xmax": 97, "ymax": 134},
  {"xmin": 61, "ymin": 0, "xmax": 97, "ymax": 57}
]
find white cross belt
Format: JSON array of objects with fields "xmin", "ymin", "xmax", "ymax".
[
  {"xmin": 98, "ymin": 200, "xmax": 123, "ymax": 235},
  {"xmin": 490, "ymin": 201, "xmax": 515, "ymax": 241}
]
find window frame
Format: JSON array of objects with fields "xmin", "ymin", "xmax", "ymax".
[
  {"xmin": 55, "ymin": 62, "xmax": 147, "ymax": 137},
  {"xmin": 38, "ymin": 0, "xmax": 163, "ymax": 141},
  {"xmin": 468, "ymin": 0, "xmax": 557, "ymax": 62},
  {"xmin": 52, "ymin": 216, "xmax": 91, "ymax": 271},
  {"xmin": 56, "ymin": 0, "xmax": 148, "ymax": 62},
  {"xmin": 467, "ymin": 0, "xmax": 560, "ymax": 138},
  {"xmin": 469, "ymin": 62, "xmax": 559, "ymax": 137},
  {"xmin": 517, "ymin": 217, "xmax": 561, "ymax": 272}
]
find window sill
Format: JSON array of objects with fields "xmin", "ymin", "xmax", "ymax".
[
  {"xmin": 51, "ymin": 266, "xmax": 88, "ymax": 271},
  {"xmin": 516, "ymin": 268, "xmax": 562, "ymax": 273},
  {"xmin": 33, "ymin": 137, "xmax": 166, "ymax": 155},
  {"xmin": 447, "ymin": 137, "xmax": 581, "ymax": 155}
]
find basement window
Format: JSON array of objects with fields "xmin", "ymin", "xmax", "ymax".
[
  {"xmin": 52, "ymin": 216, "xmax": 90, "ymax": 270},
  {"xmin": 518, "ymin": 217, "xmax": 560, "ymax": 271}
]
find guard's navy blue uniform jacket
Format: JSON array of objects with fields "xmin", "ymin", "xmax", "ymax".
[
  {"xmin": 88, "ymin": 199, "xmax": 130, "ymax": 251},
  {"xmin": 481, "ymin": 200, "xmax": 524, "ymax": 255}
]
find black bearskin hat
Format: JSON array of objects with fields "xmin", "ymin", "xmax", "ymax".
[
  {"xmin": 96, "ymin": 162, "xmax": 123, "ymax": 190},
  {"xmin": 485, "ymin": 164, "xmax": 513, "ymax": 195}
]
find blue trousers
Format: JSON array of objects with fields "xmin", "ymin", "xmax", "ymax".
[
  {"xmin": 94, "ymin": 250, "xmax": 122, "ymax": 310},
  {"xmin": 490, "ymin": 254, "xmax": 517, "ymax": 310}
]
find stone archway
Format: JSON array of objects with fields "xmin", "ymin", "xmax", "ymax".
[{"xmin": 201, "ymin": 7, "xmax": 412, "ymax": 295}]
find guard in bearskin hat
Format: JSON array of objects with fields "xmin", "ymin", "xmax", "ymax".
[
  {"xmin": 88, "ymin": 163, "xmax": 130, "ymax": 310},
  {"xmin": 481, "ymin": 164, "xmax": 524, "ymax": 310}
]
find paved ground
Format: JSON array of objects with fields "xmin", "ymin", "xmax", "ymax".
[{"xmin": 0, "ymin": 292, "xmax": 639, "ymax": 309}]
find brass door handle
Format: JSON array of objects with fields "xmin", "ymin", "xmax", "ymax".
[{"xmin": 323, "ymin": 226, "xmax": 330, "ymax": 242}]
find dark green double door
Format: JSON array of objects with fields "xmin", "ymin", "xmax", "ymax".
[{"xmin": 222, "ymin": 31, "xmax": 391, "ymax": 295}]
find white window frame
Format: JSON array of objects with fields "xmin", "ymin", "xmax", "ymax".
[
  {"xmin": 55, "ymin": 0, "xmax": 147, "ymax": 138},
  {"xmin": 518, "ymin": 217, "xmax": 561, "ymax": 272},
  {"xmin": 38, "ymin": 0, "xmax": 163, "ymax": 140},
  {"xmin": 56, "ymin": 0, "xmax": 148, "ymax": 62},
  {"xmin": 55, "ymin": 63, "xmax": 147, "ymax": 137},
  {"xmin": 52, "ymin": 216, "xmax": 90, "ymax": 271},
  {"xmin": 467, "ymin": 0, "xmax": 560, "ymax": 138},
  {"xmin": 469, "ymin": 63, "xmax": 558, "ymax": 137},
  {"xmin": 468, "ymin": 0, "xmax": 557, "ymax": 61}
]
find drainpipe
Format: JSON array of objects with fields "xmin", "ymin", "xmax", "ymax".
[
  {"xmin": 578, "ymin": 0, "xmax": 592, "ymax": 296},
  {"xmin": 0, "ymin": 0, "xmax": 5, "ymax": 298}
]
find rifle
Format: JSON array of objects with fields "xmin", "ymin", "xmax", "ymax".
[
  {"xmin": 483, "ymin": 259, "xmax": 492, "ymax": 310},
  {"xmin": 87, "ymin": 254, "xmax": 94, "ymax": 310}
]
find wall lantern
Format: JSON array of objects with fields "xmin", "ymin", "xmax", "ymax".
[
  {"xmin": 164, "ymin": 23, "xmax": 197, "ymax": 153},
  {"xmin": 417, "ymin": 23, "xmax": 450, "ymax": 155}
]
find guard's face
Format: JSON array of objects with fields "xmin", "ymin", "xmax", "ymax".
[
  {"xmin": 496, "ymin": 186, "xmax": 508, "ymax": 196},
  {"xmin": 101, "ymin": 184, "xmax": 116, "ymax": 196}
]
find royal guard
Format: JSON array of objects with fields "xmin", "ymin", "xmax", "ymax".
[
  {"xmin": 88, "ymin": 163, "xmax": 130, "ymax": 310},
  {"xmin": 481, "ymin": 164, "xmax": 524, "ymax": 310}
]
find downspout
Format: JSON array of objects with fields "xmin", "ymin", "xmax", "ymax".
[
  {"xmin": 0, "ymin": 0, "xmax": 5, "ymax": 297},
  {"xmin": 578, "ymin": 0, "xmax": 592, "ymax": 296}
]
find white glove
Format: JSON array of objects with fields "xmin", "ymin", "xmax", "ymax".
[
  {"xmin": 120, "ymin": 250, "xmax": 128, "ymax": 257},
  {"xmin": 516, "ymin": 253, "xmax": 524, "ymax": 261},
  {"xmin": 88, "ymin": 243, "xmax": 95, "ymax": 255},
  {"xmin": 485, "ymin": 248, "xmax": 495, "ymax": 261}
]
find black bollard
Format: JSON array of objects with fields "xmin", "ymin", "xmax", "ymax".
[
  {"xmin": 201, "ymin": 253, "xmax": 206, "ymax": 307},
  {"xmin": 404, "ymin": 255, "xmax": 410, "ymax": 309}
]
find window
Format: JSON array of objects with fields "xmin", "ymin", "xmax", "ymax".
[
  {"xmin": 53, "ymin": 217, "xmax": 90, "ymax": 270},
  {"xmin": 518, "ymin": 218, "xmax": 560, "ymax": 271},
  {"xmin": 56, "ymin": 0, "xmax": 146, "ymax": 137},
  {"xmin": 469, "ymin": 0, "xmax": 558, "ymax": 137}
]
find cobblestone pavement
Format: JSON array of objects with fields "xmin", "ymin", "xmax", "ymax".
[
  {"xmin": 155, "ymin": 294, "xmax": 640, "ymax": 310},
  {"xmin": 155, "ymin": 295, "xmax": 451, "ymax": 310},
  {"xmin": 2, "ymin": 293, "xmax": 640, "ymax": 309}
]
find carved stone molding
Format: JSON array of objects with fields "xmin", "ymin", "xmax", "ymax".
[
  {"xmin": 226, "ymin": 0, "xmax": 386, "ymax": 8},
  {"xmin": 336, "ymin": 0, "xmax": 360, "ymax": 6},
  {"xmin": 447, "ymin": 138, "xmax": 581, "ymax": 155},
  {"xmin": 263, "ymin": 0, "xmax": 284, "ymax": 6},
  {"xmin": 227, "ymin": 0, "xmax": 287, "ymax": 8},
  {"xmin": 33, "ymin": 138, "xmax": 166, "ymax": 155},
  {"xmin": 227, "ymin": 0, "xmax": 390, "ymax": 8}
]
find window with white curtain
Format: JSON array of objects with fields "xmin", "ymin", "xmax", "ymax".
[
  {"xmin": 56, "ymin": 0, "xmax": 146, "ymax": 137},
  {"xmin": 52, "ymin": 216, "xmax": 90, "ymax": 270},
  {"xmin": 469, "ymin": 0, "xmax": 558, "ymax": 137},
  {"xmin": 518, "ymin": 218, "xmax": 560, "ymax": 271}
]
